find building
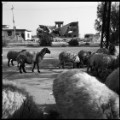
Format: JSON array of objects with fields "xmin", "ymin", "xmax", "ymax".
[
  {"xmin": 59, "ymin": 21, "xmax": 79, "ymax": 37},
  {"xmin": 2, "ymin": 25, "xmax": 32, "ymax": 41},
  {"xmin": 84, "ymin": 33, "xmax": 101, "ymax": 43},
  {"xmin": 37, "ymin": 21, "xmax": 79, "ymax": 38}
]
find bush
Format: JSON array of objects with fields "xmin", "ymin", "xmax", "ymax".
[
  {"xmin": 85, "ymin": 42, "xmax": 90, "ymax": 46},
  {"xmin": 39, "ymin": 34, "xmax": 53, "ymax": 46},
  {"xmin": 68, "ymin": 39, "xmax": 79, "ymax": 46}
]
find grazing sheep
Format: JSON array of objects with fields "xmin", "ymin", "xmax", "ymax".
[
  {"xmin": 78, "ymin": 50, "xmax": 91, "ymax": 67},
  {"xmin": 16, "ymin": 48, "xmax": 50, "ymax": 73},
  {"xmin": 59, "ymin": 51, "xmax": 80, "ymax": 68},
  {"xmin": 87, "ymin": 53, "xmax": 118, "ymax": 79},
  {"xmin": 53, "ymin": 69, "xmax": 119, "ymax": 119},
  {"xmin": 105, "ymin": 68, "xmax": 119, "ymax": 95},
  {"xmin": 2, "ymin": 79, "xmax": 43, "ymax": 119},
  {"xmin": 96, "ymin": 43, "xmax": 117, "ymax": 55},
  {"xmin": 96, "ymin": 48, "xmax": 109, "ymax": 54},
  {"xmin": 7, "ymin": 49, "xmax": 26, "ymax": 66}
]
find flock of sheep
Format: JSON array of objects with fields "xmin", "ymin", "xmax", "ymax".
[
  {"xmin": 53, "ymin": 44, "xmax": 119, "ymax": 119},
  {"xmin": 3, "ymin": 44, "xmax": 119, "ymax": 119}
]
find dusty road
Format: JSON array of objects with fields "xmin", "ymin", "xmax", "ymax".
[{"xmin": 2, "ymin": 59, "xmax": 86, "ymax": 106}]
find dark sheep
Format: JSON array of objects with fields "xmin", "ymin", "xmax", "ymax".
[
  {"xmin": 87, "ymin": 53, "xmax": 118, "ymax": 79},
  {"xmin": 78, "ymin": 50, "xmax": 91, "ymax": 67},
  {"xmin": 7, "ymin": 49, "xmax": 26, "ymax": 66},
  {"xmin": 105, "ymin": 68, "xmax": 119, "ymax": 95},
  {"xmin": 59, "ymin": 51, "xmax": 80, "ymax": 68},
  {"xmin": 16, "ymin": 48, "xmax": 50, "ymax": 73},
  {"xmin": 96, "ymin": 43, "xmax": 118, "ymax": 56},
  {"xmin": 53, "ymin": 69, "xmax": 119, "ymax": 119},
  {"xmin": 96, "ymin": 48, "xmax": 109, "ymax": 54}
]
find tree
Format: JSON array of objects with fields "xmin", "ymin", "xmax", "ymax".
[{"xmin": 94, "ymin": 2, "xmax": 119, "ymax": 44}]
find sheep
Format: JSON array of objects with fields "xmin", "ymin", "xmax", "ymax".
[
  {"xmin": 96, "ymin": 48, "xmax": 109, "ymax": 54},
  {"xmin": 2, "ymin": 79, "xmax": 43, "ymax": 119},
  {"xmin": 7, "ymin": 49, "xmax": 26, "ymax": 66},
  {"xmin": 78, "ymin": 50, "xmax": 91, "ymax": 67},
  {"xmin": 16, "ymin": 48, "xmax": 50, "ymax": 73},
  {"xmin": 87, "ymin": 53, "xmax": 118, "ymax": 80},
  {"xmin": 105, "ymin": 68, "xmax": 119, "ymax": 95},
  {"xmin": 59, "ymin": 51, "xmax": 80, "ymax": 69},
  {"xmin": 96, "ymin": 43, "xmax": 117, "ymax": 55},
  {"xmin": 53, "ymin": 69, "xmax": 119, "ymax": 119}
]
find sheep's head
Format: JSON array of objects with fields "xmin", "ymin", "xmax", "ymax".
[
  {"xmin": 43, "ymin": 48, "xmax": 51, "ymax": 54},
  {"xmin": 75, "ymin": 56, "xmax": 80, "ymax": 63}
]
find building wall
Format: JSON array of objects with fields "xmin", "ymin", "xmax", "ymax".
[
  {"xmin": 60, "ymin": 22, "xmax": 79, "ymax": 37},
  {"xmin": 25, "ymin": 31, "xmax": 32, "ymax": 40},
  {"xmin": 2, "ymin": 30, "xmax": 32, "ymax": 41}
]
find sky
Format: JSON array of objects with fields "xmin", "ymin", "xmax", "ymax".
[{"xmin": 2, "ymin": 2, "xmax": 99, "ymax": 38}]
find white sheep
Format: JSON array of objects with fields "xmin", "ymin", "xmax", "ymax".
[
  {"xmin": 105, "ymin": 68, "xmax": 119, "ymax": 95},
  {"xmin": 59, "ymin": 51, "xmax": 80, "ymax": 68},
  {"xmin": 2, "ymin": 79, "xmax": 43, "ymax": 119},
  {"xmin": 53, "ymin": 69, "xmax": 119, "ymax": 119}
]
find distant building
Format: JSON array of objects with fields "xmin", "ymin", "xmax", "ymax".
[
  {"xmin": 37, "ymin": 21, "xmax": 79, "ymax": 38},
  {"xmin": 84, "ymin": 33, "xmax": 101, "ymax": 43},
  {"xmin": 2, "ymin": 25, "xmax": 32, "ymax": 41},
  {"xmin": 59, "ymin": 21, "xmax": 79, "ymax": 37},
  {"xmin": 84, "ymin": 33, "xmax": 94, "ymax": 42}
]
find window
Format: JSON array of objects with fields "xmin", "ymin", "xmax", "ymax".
[{"xmin": 27, "ymin": 33, "xmax": 30, "ymax": 38}]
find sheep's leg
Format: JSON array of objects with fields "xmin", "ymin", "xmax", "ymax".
[
  {"xmin": 80, "ymin": 60, "xmax": 84, "ymax": 68},
  {"xmin": 73, "ymin": 62, "xmax": 75, "ymax": 68},
  {"xmin": 8, "ymin": 59, "xmax": 10, "ymax": 66},
  {"xmin": 19, "ymin": 64, "xmax": 23, "ymax": 73},
  {"xmin": 37, "ymin": 63, "xmax": 40, "ymax": 73},
  {"xmin": 58, "ymin": 62, "xmax": 62, "ymax": 69},
  {"xmin": 22, "ymin": 64, "xmax": 27, "ymax": 73},
  {"xmin": 11, "ymin": 60, "xmax": 14, "ymax": 66},
  {"xmin": 62, "ymin": 62, "xmax": 65, "ymax": 69},
  {"xmin": 17, "ymin": 62, "xmax": 19, "ymax": 68},
  {"xmin": 87, "ymin": 67, "xmax": 89, "ymax": 73},
  {"xmin": 32, "ymin": 62, "xmax": 36, "ymax": 72}
]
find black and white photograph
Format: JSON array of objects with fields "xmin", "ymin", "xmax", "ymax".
[{"xmin": 2, "ymin": 1, "xmax": 119, "ymax": 119}]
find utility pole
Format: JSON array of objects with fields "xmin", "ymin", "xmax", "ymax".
[{"xmin": 11, "ymin": 5, "xmax": 17, "ymax": 40}]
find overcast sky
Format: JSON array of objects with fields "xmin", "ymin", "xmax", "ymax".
[{"xmin": 2, "ymin": 2, "xmax": 99, "ymax": 37}]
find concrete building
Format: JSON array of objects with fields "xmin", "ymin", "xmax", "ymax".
[
  {"xmin": 2, "ymin": 25, "xmax": 32, "ymax": 41},
  {"xmin": 37, "ymin": 21, "xmax": 79, "ymax": 38},
  {"xmin": 84, "ymin": 33, "xmax": 101, "ymax": 43},
  {"xmin": 59, "ymin": 21, "xmax": 79, "ymax": 37}
]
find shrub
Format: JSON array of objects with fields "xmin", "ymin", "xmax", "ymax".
[
  {"xmin": 68, "ymin": 39, "xmax": 79, "ymax": 46},
  {"xmin": 85, "ymin": 42, "xmax": 90, "ymax": 46},
  {"xmin": 39, "ymin": 34, "xmax": 53, "ymax": 46}
]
